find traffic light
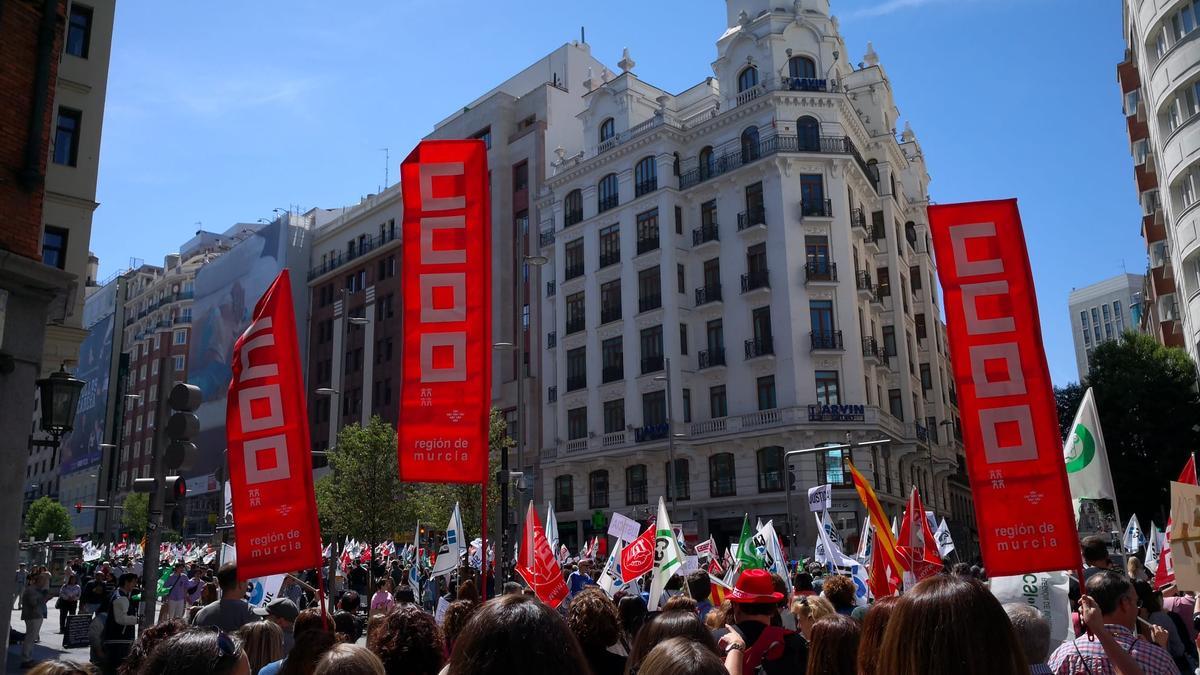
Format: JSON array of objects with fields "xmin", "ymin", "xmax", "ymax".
[
  {"xmin": 788, "ymin": 463, "xmax": 798, "ymax": 492},
  {"xmin": 74, "ymin": 502, "xmax": 82, "ymax": 514},
  {"xmin": 164, "ymin": 475, "xmax": 186, "ymax": 531},
  {"xmin": 164, "ymin": 383, "xmax": 200, "ymax": 471}
]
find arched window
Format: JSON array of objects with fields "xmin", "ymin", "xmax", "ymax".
[
  {"xmin": 757, "ymin": 446, "xmax": 785, "ymax": 493},
  {"xmin": 589, "ymin": 469, "xmax": 609, "ymax": 508},
  {"xmin": 789, "ymin": 55, "xmax": 817, "ymax": 81},
  {"xmin": 599, "ymin": 117, "xmax": 615, "ymax": 143},
  {"xmin": 698, "ymin": 146, "xmax": 715, "ymax": 180},
  {"xmin": 709, "ymin": 453, "xmax": 736, "ymax": 497},
  {"xmin": 673, "ymin": 152, "xmax": 681, "ymax": 177},
  {"xmin": 866, "ymin": 158, "xmax": 880, "ymax": 187},
  {"xmin": 666, "ymin": 458, "xmax": 690, "ymax": 501},
  {"xmin": 796, "ymin": 116, "xmax": 821, "ymax": 152},
  {"xmin": 737, "ymin": 66, "xmax": 759, "ymax": 93},
  {"xmin": 598, "ymin": 173, "xmax": 619, "ymax": 212},
  {"xmin": 741, "ymin": 126, "xmax": 761, "ymax": 163},
  {"xmin": 564, "ymin": 189, "xmax": 583, "ymax": 227},
  {"xmin": 635, "ymin": 156, "xmax": 658, "ymax": 197},
  {"xmin": 626, "ymin": 464, "xmax": 648, "ymax": 505},
  {"xmin": 555, "ymin": 475, "xmax": 573, "ymax": 512}
]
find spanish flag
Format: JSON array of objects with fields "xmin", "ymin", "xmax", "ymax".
[
  {"xmin": 708, "ymin": 574, "xmax": 733, "ymax": 606},
  {"xmin": 848, "ymin": 461, "xmax": 906, "ymax": 578}
]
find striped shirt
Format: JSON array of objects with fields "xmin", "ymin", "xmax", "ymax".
[{"xmin": 1047, "ymin": 624, "xmax": 1180, "ymax": 675}]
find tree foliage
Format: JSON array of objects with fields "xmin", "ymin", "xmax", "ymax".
[
  {"xmin": 25, "ymin": 496, "xmax": 72, "ymax": 541},
  {"xmin": 1055, "ymin": 333, "xmax": 1200, "ymax": 526},
  {"xmin": 121, "ymin": 492, "xmax": 149, "ymax": 540}
]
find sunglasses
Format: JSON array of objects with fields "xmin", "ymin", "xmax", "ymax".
[{"xmin": 200, "ymin": 627, "xmax": 242, "ymax": 670}]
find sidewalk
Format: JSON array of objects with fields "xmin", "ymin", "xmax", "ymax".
[{"xmin": 4, "ymin": 608, "xmax": 92, "ymax": 672}]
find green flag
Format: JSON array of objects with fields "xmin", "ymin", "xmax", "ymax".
[
  {"xmin": 155, "ymin": 567, "xmax": 172, "ymax": 598},
  {"xmin": 736, "ymin": 514, "xmax": 764, "ymax": 570}
]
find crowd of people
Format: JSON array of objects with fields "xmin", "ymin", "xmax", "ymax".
[{"xmin": 13, "ymin": 533, "xmax": 1200, "ymax": 675}]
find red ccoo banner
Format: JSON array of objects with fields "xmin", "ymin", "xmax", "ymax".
[
  {"xmin": 927, "ymin": 199, "xmax": 1081, "ymax": 578},
  {"xmin": 226, "ymin": 269, "xmax": 323, "ymax": 579},
  {"xmin": 397, "ymin": 140, "xmax": 491, "ymax": 484}
]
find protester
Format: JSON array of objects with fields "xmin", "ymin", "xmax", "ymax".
[
  {"xmin": 820, "ymin": 575, "xmax": 857, "ymax": 617},
  {"xmin": 80, "ymin": 578, "xmax": 106, "ymax": 617},
  {"xmin": 791, "ymin": 594, "xmax": 835, "ymax": 641},
  {"xmin": 333, "ymin": 591, "xmax": 364, "ymax": 644},
  {"xmin": 1127, "ymin": 556, "xmax": 1150, "ymax": 582},
  {"xmin": 856, "ymin": 595, "xmax": 899, "ymax": 675},
  {"xmin": 446, "ymin": 594, "xmax": 590, "ymax": 675},
  {"xmin": 21, "ymin": 571, "xmax": 50, "ymax": 667},
  {"xmin": 1081, "ymin": 536, "xmax": 1115, "ymax": 583},
  {"xmin": 313, "ymin": 644, "xmax": 386, "ymax": 675},
  {"xmin": 568, "ymin": 560, "xmax": 594, "ymax": 599},
  {"xmin": 369, "ymin": 577, "xmax": 395, "ymax": 618},
  {"xmin": 193, "ymin": 564, "xmax": 257, "ymax": 633},
  {"xmin": 1134, "ymin": 580, "xmax": 1193, "ymax": 672},
  {"xmin": 617, "ymin": 594, "xmax": 648, "ymax": 643},
  {"xmin": 628, "ymin": 610, "xmax": 720, "ymax": 674},
  {"xmin": 704, "ymin": 600, "xmax": 733, "ymax": 631},
  {"xmin": 456, "ymin": 578, "xmax": 480, "ymax": 603},
  {"xmin": 189, "ymin": 582, "xmax": 220, "ymax": 623},
  {"xmin": 566, "ymin": 587, "xmax": 627, "ymax": 675},
  {"xmin": 14, "ymin": 562, "xmax": 28, "ymax": 610},
  {"xmin": 137, "ymin": 628, "xmax": 252, "ymax": 675},
  {"xmin": 1002, "ymin": 603, "xmax": 1052, "ymax": 675},
  {"xmin": 805, "ymin": 614, "xmax": 859, "ymax": 675},
  {"xmin": 791, "ymin": 572, "xmax": 816, "ymax": 599},
  {"xmin": 710, "ymin": 569, "xmax": 806, "ymax": 674},
  {"xmin": 1049, "ymin": 572, "xmax": 1178, "ymax": 674},
  {"xmin": 58, "ymin": 573, "xmax": 81, "ymax": 632},
  {"xmin": 877, "ymin": 575, "xmax": 1026, "ymax": 675},
  {"xmin": 117, "ymin": 618, "xmax": 188, "ymax": 675},
  {"xmin": 1161, "ymin": 586, "xmax": 1197, "ymax": 642},
  {"xmin": 162, "ymin": 563, "xmax": 192, "ymax": 621},
  {"xmin": 442, "ymin": 600, "xmax": 479, "ymax": 656},
  {"xmin": 637, "ymin": 636, "xmax": 729, "ymax": 675},
  {"xmin": 261, "ymin": 608, "xmax": 338, "ymax": 675},
  {"xmin": 238, "ymin": 620, "xmax": 285, "ymax": 675},
  {"xmin": 98, "ymin": 573, "xmax": 140, "ymax": 673},
  {"xmin": 686, "ymin": 570, "xmax": 714, "ymax": 622},
  {"xmin": 254, "ymin": 598, "xmax": 299, "ymax": 655},
  {"xmin": 662, "ymin": 596, "xmax": 699, "ymax": 615},
  {"xmin": 370, "ymin": 603, "xmax": 444, "ymax": 675},
  {"xmin": 28, "ymin": 660, "xmax": 96, "ymax": 675}
]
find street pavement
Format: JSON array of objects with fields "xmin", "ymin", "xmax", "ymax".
[{"xmin": 5, "ymin": 608, "xmax": 92, "ymax": 672}]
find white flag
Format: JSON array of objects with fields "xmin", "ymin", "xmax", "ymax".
[
  {"xmin": 754, "ymin": 520, "xmax": 791, "ymax": 593},
  {"xmin": 815, "ymin": 512, "xmax": 858, "ymax": 569},
  {"xmin": 598, "ymin": 539, "xmax": 625, "ymax": 597},
  {"xmin": 1122, "ymin": 514, "xmax": 1145, "ymax": 555},
  {"xmin": 430, "ymin": 503, "xmax": 465, "ymax": 579},
  {"xmin": 1145, "ymin": 521, "xmax": 1161, "ymax": 576},
  {"xmin": 545, "ymin": 501, "xmax": 560, "ymax": 551},
  {"xmin": 934, "ymin": 518, "xmax": 955, "ymax": 558},
  {"xmin": 247, "ymin": 574, "xmax": 285, "ymax": 607},
  {"xmin": 855, "ymin": 515, "xmax": 873, "ymax": 563},
  {"xmin": 1063, "ymin": 388, "xmax": 1118, "ymax": 502},
  {"xmin": 648, "ymin": 497, "xmax": 684, "ymax": 610}
]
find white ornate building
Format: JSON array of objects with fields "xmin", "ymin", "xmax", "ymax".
[{"xmin": 534, "ymin": 0, "xmax": 973, "ymax": 554}]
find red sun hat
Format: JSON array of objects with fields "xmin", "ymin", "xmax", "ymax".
[{"xmin": 728, "ymin": 569, "xmax": 784, "ymax": 604}]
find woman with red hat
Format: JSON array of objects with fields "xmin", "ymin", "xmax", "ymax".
[{"xmin": 712, "ymin": 569, "xmax": 808, "ymax": 674}]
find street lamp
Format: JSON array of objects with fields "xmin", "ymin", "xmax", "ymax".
[
  {"xmin": 653, "ymin": 360, "xmax": 678, "ymax": 520},
  {"xmin": 36, "ymin": 364, "xmax": 85, "ymax": 454}
]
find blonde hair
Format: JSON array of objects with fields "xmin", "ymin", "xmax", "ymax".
[
  {"xmin": 791, "ymin": 594, "xmax": 835, "ymax": 621},
  {"xmin": 314, "ymin": 643, "xmax": 386, "ymax": 675},
  {"xmin": 1127, "ymin": 556, "xmax": 1145, "ymax": 577},
  {"xmin": 235, "ymin": 620, "xmax": 283, "ymax": 674}
]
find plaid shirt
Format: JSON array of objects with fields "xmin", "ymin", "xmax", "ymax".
[{"xmin": 1047, "ymin": 624, "xmax": 1180, "ymax": 675}]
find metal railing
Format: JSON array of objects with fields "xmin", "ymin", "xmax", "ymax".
[
  {"xmin": 564, "ymin": 264, "xmax": 584, "ymax": 280},
  {"xmin": 600, "ymin": 306, "xmax": 622, "ymax": 324},
  {"xmin": 745, "ymin": 336, "xmax": 774, "ymax": 359},
  {"xmin": 635, "ymin": 179, "xmax": 658, "ymax": 198},
  {"xmin": 741, "ymin": 269, "xmax": 770, "ymax": 293},
  {"xmin": 810, "ymin": 330, "xmax": 844, "ymax": 351},
  {"xmin": 698, "ymin": 348, "xmax": 726, "ymax": 369},
  {"xmin": 851, "ymin": 208, "xmax": 867, "ymax": 232},
  {"xmin": 800, "ymin": 199, "xmax": 833, "ymax": 218},
  {"xmin": 679, "ymin": 134, "xmax": 867, "ymax": 190},
  {"xmin": 693, "ymin": 224, "xmax": 719, "ymax": 246},
  {"xmin": 862, "ymin": 336, "xmax": 881, "ymax": 359},
  {"xmin": 856, "ymin": 270, "xmax": 873, "ymax": 292},
  {"xmin": 565, "ymin": 318, "xmax": 585, "ymax": 334},
  {"xmin": 599, "ymin": 251, "xmax": 620, "ymax": 268},
  {"xmin": 638, "ymin": 294, "xmax": 662, "ymax": 312},
  {"xmin": 307, "ymin": 228, "xmax": 399, "ymax": 280},
  {"xmin": 540, "ymin": 230, "xmax": 556, "ymax": 247},
  {"xmin": 694, "ymin": 284, "xmax": 722, "ymax": 306},
  {"xmin": 804, "ymin": 261, "xmax": 837, "ymax": 283},
  {"xmin": 598, "ymin": 195, "xmax": 619, "ymax": 213},
  {"xmin": 636, "ymin": 236, "xmax": 660, "ymax": 255},
  {"xmin": 737, "ymin": 207, "xmax": 767, "ymax": 230},
  {"xmin": 564, "ymin": 210, "xmax": 583, "ymax": 228}
]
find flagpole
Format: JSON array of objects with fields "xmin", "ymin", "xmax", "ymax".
[{"xmin": 480, "ymin": 481, "xmax": 488, "ymax": 601}]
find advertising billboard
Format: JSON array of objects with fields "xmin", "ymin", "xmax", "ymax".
[{"xmin": 60, "ymin": 312, "xmax": 114, "ymax": 474}]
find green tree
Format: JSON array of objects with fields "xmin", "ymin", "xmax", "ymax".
[
  {"xmin": 1055, "ymin": 333, "xmax": 1200, "ymax": 526},
  {"xmin": 121, "ymin": 492, "xmax": 149, "ymax": 540},
  {"xmin": 24, "ymin": 496, "xmax": 72, "ymax": 540},
  {"xmin": 316, "ymin": 416, "xmax": 410, "ymax": 554}
]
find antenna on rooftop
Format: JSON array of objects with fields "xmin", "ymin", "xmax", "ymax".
[
  {"xmin": 581, "ymin": 26, "xmax": 586, "ymax": 44},
  {"xmin": 380, "ymin": 147, "xmax": 390, "ymax": 189}
]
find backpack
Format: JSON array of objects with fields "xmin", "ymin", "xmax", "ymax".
[{"xmin": 741, "ymin": 625, "xmax": 794, "ymax": 673}]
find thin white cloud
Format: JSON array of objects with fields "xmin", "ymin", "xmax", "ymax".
[{"xmin": 846, "ymin": 0, "xmax": 959, "ymax": 18}]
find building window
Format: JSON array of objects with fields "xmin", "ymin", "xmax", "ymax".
[
  {"xmin": 750, "ymin": 306, "xmax": 773, "ymax": 356},
  {"xmin": 42, "ymin": 226, "xmax": 69, "ymax": 269},
  {"xmin": 640, "ymin": 326, "xmax": 664, "ymax": 374},
  {"xmin": 66, "ymin": 3, "xmax": 94, "ymax": 58},
  {"xmin": 915, "ymin": 313, "xmax": 927, "ymax": 340},
  {"xmin": 797, "ymin": 116, "xmax": 821, "ymax": 151},
  {"xmin": 600, "ymin": 280, "xmax": 622, "ymax": 324},
  {"xmin": 564, "ymin": 189, "xmax": 583, "ymax": 227},
  {"xmin": 567, "ymin": 407, "xmax": 588, "ymax": 440},
  {"xmin": 565, "ymin": 292, "xmax": 585, "ymax": 334},
  {"xmin": 699, "ymin": 146, "xmax": 715, "ymax": 179},
  {"xmin": 815, "ymin": 371, "xmax": 840, "ymax": 406},
  {"xmin": 598, "ymin": 173, "xmax": 619, "ymax": 212},
  {"xmin": 566, "ymin": 347, "xmax": 587, "ymax": 391},
  {"xmin": 888, "ymin": 388, "xmax": 904, "ymax": 420},
  {"xmin": 741, "ymin": 126, "xmax": 760, "ymax": 162},
  {"xmin": 173, "ymin": 329, "xmax": 187, "ymax": 345},
  {"xmin": 635, "ymin": 156, "xmax": 658, "ymax": 196},
  {"xmin": 601, "ymin": 336, "xmax": 623, "ymax": 383},
  {"xmin": 800, "ymin": 174, "xmax": 826, "ymax": 213},
  {"xmin": 666, "ymin": 458, "xmax": 690, "ymax": 501},
  {"xmin": 598, "ymin": 224, "xmax": 621, "ymax": 268},
  {"xmin": 638, "ymin": 266, "xmax": 661, "ymax": 312},
  {"xmin": 603, "ymin": 399, "xmax": 625, "ymax": 434},
  {"xmin": 589, "ymin": 470, "xmax": 609, "ymax": 509},
  {"xmin": 710, "ymin": 453, "xmax": 736, "ymax": 498},
  {"xmin": 757, "ymin": 446, "xmax": 785, "ymax": 493},
  {"xmin": 599, "ymin": 117, "xmax": 615, "ymax": 143},
  {"xmin": 564, "ymin": 239, "xmax": 584, "ymax": 280},
  {"xmin": 512, "ymin": 161, "xmax": 528, "ymax": 192},
  {"xmin": 920, "ymin": 363, "xmax": 933, "ymax": 391},
  {"xmin": 679, "ymin": 323, "xmax": 688, "ymax": 356},
  {"xmin": 757, "ymin": 375, "xmax": 776, "ymax": 411},
  {"xmin": 636, "ymin": 209, "xmax": 660, "ymax": 254},
  {"xmin": 710, "ymin": 385, "xmax": 727, "ymax": 418},
  {"xmin": 173, "ymin": 355, "xmax": 186, "ymax": 372},
  {"xmin": 53, "ymin": 107, "xmax": 82, "ymax": 166},
  {"xmin": 882, "ymin": 325, "xmax": 897, "ymax": 357},
  {"xmin": 682, "ymin": 388, "xmax": 692, "ymax": 423},
  {"xmin": 642, "ymin": 390, "xmax": 667, "ymax": 428},
  {"xmin": 817, "ymin": 446, "xmax": 850, "ymax": 486},
  {"xmin": 626, "ymin": 465, "xmax": 648, "ymax": 505},
  {"xmin": 737, "ymin": 66, "xmax": 759, "ymax": 93},
  {"xmin": 471, "ymin": 126, "xmax": 492, "ymax": 149},
  {"xmin": 810, "ymin": 300, "xmax": 835, "ymax": 344},
  {"xmin": 555, "ymin": 476, "xmax": 573, "ymax": 512}
]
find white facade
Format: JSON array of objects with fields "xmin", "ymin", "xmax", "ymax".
[
  {"xmin": 534, "ymin": 0, "xmax": 970, "ymax": 552},
  {"xmin": 1067, "ymin": 273, "xmax": 1143, "ymax": 380}
]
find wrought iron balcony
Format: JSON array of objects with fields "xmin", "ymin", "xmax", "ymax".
[
  {"xmin": 862, "ymin": 336, "xmax": 881, "ymax": 359},
  {"xmin": 565, "ymin": 317, "xmax": 585, "ymax": 334},
  {"xmin": 638, "ymin": 294, "xmax": 662, "ymax": 313},
  {"xmin": 855, "ymin": 271, "xmax": 873, "ymax": 293},
  {"xmin": 694, "ymin": 284, "xmax": 722, "ymax": 306},
  {"xmin": 598, "ymin": 195, "xmax": 619, "ymax": 213},
  {"xmin": 741, "ymin": 269, "xmax": 770, "ymax": 293},
  {"xmin": 600, "ymin": 306, "xmax": 622, "ymax": 324},
  {"xmin": 599, "ymin": 251, "xmax": 620, "ymax": 268},
  {"xmin": 810, "ymin": 330, "xmax": 844, "ymax": 351},
  {"xmin": 564, "ymin": 263, "xmax": 584, "ymax": 280},
  {"xmin": 693, "ymin": 224, "xmax": 719, "ymax": 246},
  {"xmin": 744, "ymin": 337, "xmax": 774, "ymax": 359},
  {"xmin": 698, "ymin": 348, "xmax": 726, "ymax": 369},
  {"xmin": 635, "ymin": 179, "xmax": 658, "ymax": 197},
  {"xmin": 800, "ymin": 199, "xmax": 833, "ymax": 218},
  {"xmin": 737, "ymin": 207, "xmax": 767, "ymax": 231},
  {"xmin": 804, "ymin": 261, "xmax": 837, "ymax": 283},
  {"xmin": 636, "ymin": 236, "xmax": 660, "ymax": 255}
]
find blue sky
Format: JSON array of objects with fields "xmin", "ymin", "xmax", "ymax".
[{"xmin": 93, "ymin": 0, "xmax": 1138, "ymax": 386}]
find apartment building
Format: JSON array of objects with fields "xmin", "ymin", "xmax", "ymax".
[{"xmin": 1068, "ymin": 273, "xmax": 1144, "ymax": 380}]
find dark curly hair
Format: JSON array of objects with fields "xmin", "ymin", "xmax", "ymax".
[
  {"xmin": 443, "ymin": 600, "xmax": 479, "ymax": 653},
  {"xmin": 626, "ymin": 610, "xmax": 718, "ymax": 674},
  {"xmin": 566, "ymin": 587, "xmax": 621, "ymax": 649},
  {"xmin": 370, "ymin": 604, "xmax": 444, "ymax": 675},
  {"xmin": 447, "ymin": 594, "xmax": 589, "ymax": 675},
  {"xmin": 117, "ymin": 618, "xmax": 188, "ymax": 675},
  {"xmin": 822, "ymin": 574, "xmax": 857, "ymax": 611}
]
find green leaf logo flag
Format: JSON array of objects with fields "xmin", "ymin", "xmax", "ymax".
[
  {"xmin": 1061, "ymin": 387, "xmax": 1118, "ymax": 503},
  {"xmin": 1064, "ymin": 423, "xmax": 1096, "ymax": 473}
]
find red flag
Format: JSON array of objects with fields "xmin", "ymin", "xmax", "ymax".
[
  {"xmin": 397, "ymin": 140, "xmax": 492, "ymax": 484},
  {"xmin": 928, "ymin": 199, "xmax": 1082, "ymax": 578},
  {"xmin": 1179, "ymin": 457, "xmax": 1197, "ymax": 486},
  {"xmin": 226, "ymin": 269, "xmax": 323, "ymax": 580},
  {"xmin": 868, "ymin": 523, "xmax": 901, "ymax": 599},
  {"xmin": 620, "ymin": 524, "xmax": 657, "ymax": 584},
  {"xmin": 515, "ymin": 503, "xmax": 568, "ymax": 608},
  {"xmin": 897, "ymin": 488, "xmax": 942, "ymax": 582}
]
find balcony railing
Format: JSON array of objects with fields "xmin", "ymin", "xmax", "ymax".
[
  {"xmin": 636, "ymin": 236, "xmax": 660, "ymax": 255},
  {"xmin": 307, "ymin": 228, "xmax": 399, "ymax": 280},
  {"xmin": 564, "ymin": 210, "xmax": 583, "ymax": 228},
  {"xmin": 599, "ymin": 251, "xmax": 620, "ymax": 268},
  {"xmin": 862, "ymin": 336, "xmax": 881, "ymax": 359},
  {"xmin": 546, "ymin": 280, "xmax": 556, "ymax": 297},
  {"xmin": 547, "ymin": 332, "xmax": 556, "ymax": 349},
  {"xmin": 539, "ymin": 230, "xmax": 555, "ymax": 247},
  {"xmin": 745, "ymin": 336, "xmax": 774, "ymax": 359},
  {"xmin": 566, "ymin": 375, "xmax": 587, "ymax": 391},
  {"xmin": 564, "ymin": 263, "xmax": 584, "ymax": 280},
  {"xmin": 635, "ymin": 179, "xmax": 658, "ymax": 197},
  {"xmin": 635, "ymin": 424, "xmax": 669, "ymax": 443},
  {"xmin": 598, "ymin": 195, "xmax": 619, "ymax": 213},
  {"xmin": 678, "ymin": 134, "xmax": 865, "ymax": 190},
  {"xmin": 694, "ymin": 284, "xmax": 722, "ymax": 306},
  {"xmin": 804, "ymin": 261, "xmax": 837, "ymax": 283},
  {"xmin": 600, "ymin": 306, "xmax": 622, "ymax": 324},
  {"xmin": 800, "ymin": 199, "xmax": 833, "ymax": 218},
  {"xmin": 639, "ymin": 294, "xmax": 662, "ymax": 312},
  {"xmin": 741, "ymin": 269, "xmax": 770, "ymax": 293},
  {"xmin": 698, "ymin": 348, "xmax": 726, "ymax": 369},
  {"xmin": 737, "ymin": 207, "xmax": 766, "ymax": 231},
  {"xmin": 641, "ymin": 355, "xmax": 665, "ymax": 374},
  {"xmin": 602, "ymin": 365, "xmax": 624, "ymax": 383},
  {"xmin": 693, "ymin": 224, "xmax": 719, "ymax": 246},
  {"xmin": 566, "ymin": 318, "xmax": 585, "ymax": 334},
  {"xmin": 810, "ymin": 330, "xmax": 844, "ymax": 351},
  {"xmin": 856, "ymin": 270, "xmax": 873, "ymax": 292},
  {"xmin": 851, "ymin": 208, "xmax": 867, "ymax": 232}
]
